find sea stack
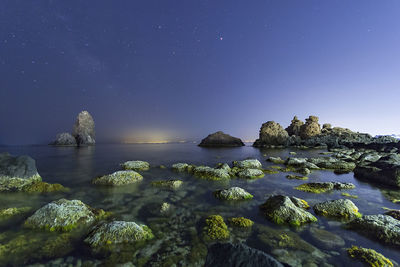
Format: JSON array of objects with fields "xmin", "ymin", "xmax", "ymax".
[
  {"xmin": 253, "ymin": 121, "xmax": 289, "ymax": 147},
  {"xmin": 199, "ymin": 131, "xmax": 244, "ymax": 147}
]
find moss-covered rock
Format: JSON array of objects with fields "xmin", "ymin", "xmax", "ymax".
[
  {"xmin": 259, "ymin": 195, "xmax": 317, "ymax": 226},
  {"xmin": 314, "ymin": 199, "xmax": 362, "ymax": 220},
  {"xmin": 193, "ymin": 166, "xmax": 230, "ymax": 180},
  {"xmin": 25, "ymin": 199, "xmax": 107, "ymax": 232},
  {"xmin": 263, "ymin": 169, "xmax": 279, "ymax": 174},
  {"xmin": 347, "ymin": 246, "xmax": 393, "ymax": 267},
  {"xmin": 171, "ymin": 163, "xmax": 189, "ymax": 172},
  {"xmin": 342, "ymin": 192, "xmax": 359, "ymax": 199},
  {"xmin": 0, "ymin": 207, "xmax": 31, "ymax": 221},
  {"xmin": 308, "ymin": 227, "xmax": 345, "ymax": 249},
  {"xmin": 84, "ymin": 221, "xmax": 154, "ymax": 252},
  {"xmin": 92, "ymin": 170, "xmax": 143, "ymax": 186},
  {"xmin": 267, "ymin": 157, "xmax": 285, "ymax": 164},
  {"xmin": 203, "ymin": 215, "xmax": 229, "ymax": 241},
  {"xmin": 151, "ymin": 179, "xmax": 183, "ymax": 189},
  {"xmin": 237, "ymin": 168, "xmax": 264, "ymax": 179},
  {"xmin": 385, "ymin": 209, "xmax": 400, "ymax": 220},
  {"xmin": 286, "ymin": 174, "xmax": 308, "ymax": 180},
  {"xmin": 214, "ymin": 187, "xmax": 253, "ymax": 201},
  {"xmin": 228, "ymin": 217, "xmax": 254, "ymax": 227},
  {"xmin": 21, "ymin": 181, "xmax": 68, "ymax": 193},
  {"xmin": 232, "ymin": 159, "xmax": 262, "ymax": 169},
  {"xmin": 295, "ymin": 182, "xmax": 355, "ymax": 193},
  {"xmin": 121, "ymin": 160, "xmax": 150, "ymax": 171}
]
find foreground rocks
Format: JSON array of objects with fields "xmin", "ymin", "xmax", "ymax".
[
  {"xmin": 92, "ymin": 170, "xmax": 143, "ymax": 186},
  {"xmin": 203, "ymin": 215, "xmax": 229, "ymax": 241},
  {"xmin": 214, "ymin": 187, "xmax": 253, "ymax": 200},
  {"xmin": 121, "ymin": 160, "xmax": 150, "ymax": 171},
  {"xmin": 205, "ymin": 243, "xmax": 283, "ymax": 267},
  {"xmin": 198, "ymin": 131, "xmax": 244, "ymax": 147},
  {"xmin": 347, "ymin": 246, "xmax": 393, "ymax": 267},
  {"xmin": 313, "ymin": 199, "xmax": 361, "ymax": 220},
  {"xmin": 295, "ymin": 182, "xmax": 355, "ymax": 193}
]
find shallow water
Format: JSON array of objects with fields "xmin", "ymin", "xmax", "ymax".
[{"xmin": 1, "ymin": 144, "xmax": 400, "ymax": 266}]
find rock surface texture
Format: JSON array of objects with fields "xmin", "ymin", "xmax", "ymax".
[
  {"xmin": 253, "ymin": 121, "xmax": 289, "ymax": 147},
  {"xmin": 73, "ymin": 111, "xmax": 96, "ymax": 145},
  {"xmin": 199, "ymin": 131, "xmax": 244, "ymax": 147}
]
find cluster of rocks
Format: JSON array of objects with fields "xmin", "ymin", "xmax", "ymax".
[{"xmin": 51, "ymin": 111, "xmax": 96, "ymax": 146}]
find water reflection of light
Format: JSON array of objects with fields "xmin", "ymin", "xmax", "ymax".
[{"xmin": 122, "ymin": 129, "xmax": 184, "ymax": 144}]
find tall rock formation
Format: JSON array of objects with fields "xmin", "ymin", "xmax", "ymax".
[
  {"xmin": 285, "ymin": 116, "xmax": 304, "ymax": 136},
  {"xmin": 73, "ymin": 111, "xmax": 96, "ymax": 146},
  {"xmin": 299, "ymin": 116, "xmax": 321, "ymax": 139},
  {"xmin": 253, "ymin": 121, "xmax": 289, "ymax": 147}
]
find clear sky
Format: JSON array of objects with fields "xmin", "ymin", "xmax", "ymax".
[{"xmin": 1, "ymin": 1, "xmax": 399, "ymax": 145}]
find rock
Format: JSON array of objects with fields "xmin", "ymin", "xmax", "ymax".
[
  {"xmin": 259, "ymin": 195, "xmax": 317, "ymax": 226},
  {"xmin": 228, "ymin": 217, "xmax": 254, "ymax": 228},
  {"xmin": 0, "ymin": 152, "xmax": 42, "ymax": 191},
  {"xmin": 308, "ymin": 157, "xmax": 356, "ymax": 171},
  {"xmin": 205, "ymin": 243, "xmax": 283, "ymax": 267},
  {"xmin": 121, "ymin": 160, "xmax": 150, "ymax": 171},
  {"xmin": 215, "ymin": 163, "xmax": 231, "ymax": 172},
  {"xmin": 92, "ymin": 170, "xmax": 143, "ymax": 186},
  {"xmin": 299, "ymin": 116, "xmax": 321, "ymax": 139},
  {"xmin": 193, "ymin": 166, "xmax": 230, "ymax": 180},
  {"xmin": 308, "ymin": 227, "xmax": 345, "ymax": 249},
  {"xmin": 203, "ymin": 215, "xmax": 229, "ymax": 241},
  {"xmin": 72, "ymin": 111, "xmax": 95, "ymax": 146},
  {"xmin": 237, "ymin": 168, "xmax": 264, "ymax": 179},
  {"xmin": 171, "ymin": 163, "xmax": 189, "ymax": 172},
  {"xmin": 385, "ymin": 209, "xmax": 400, "ymax": 220},
  {"xmin": 0, "ymin": 207, "xmax": 31, "ymax": 221},
  {"xmin": 151, "ymin": 179, "xmax": 183, "ymax": 189},
  {"xmin": 322, "ymin": 123, "xmax": 332, "ymax": 130},
  {"xmin": 253, "ymin": 121, "xmax": 289, "ymax": 147},
  {"xmin": 295, "ymin": 182, "xmax": 355, "ymax": 193},
  {"xmin": 313, "ymin": 199, "xmax": 362, "ymax": 220},
  {"xmin": 84, "ymin": 221, "xmax": 153, "ymax": 251},
  {"xmin": 286, "ymin": 116, "xmax": 304, "ymax": 136},
  {"xmin": 214, "ymin": 187, "xmax": 253, "ymax": 201},
  {"xmin": 347, "ymin": 246, "xmax": 393, "ymax": 267},
  {"xmin": 198, "ymin": 131, "xmax": 244, "ymax": 147},
  {"xmin": 286, "ymin": 174, "xmax": 308, "ymax": 180},
  {"xmin": 25, "ymin": 199, "xmax": 106, "ymax": 232},
  {"xmin": 50, "ymin": 132, "xmax": 77, "ymax": 146},
  {"xmin": 159, "ymin": 202, "xmax": 171, "ymax": 214},
  {"xmin": 347, "ymin": 215, "xmax": 400, "ymax": 246},
  {"xmin": 267, "ymin": 157, "xmax": 285, "ymax": 164},
  {"xmin": 232, "ymin": 159, "xmax": 262, "ymax": 169}
]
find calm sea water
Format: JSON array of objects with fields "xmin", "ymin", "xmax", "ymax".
[{"xmin": 0, "ymin": 143, "xmax": 399, "ymax": 266}]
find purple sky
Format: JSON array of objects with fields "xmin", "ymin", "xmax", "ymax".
[{"xmin": 1, "ymin": 1, "xmax": 399, "ymax": 144}]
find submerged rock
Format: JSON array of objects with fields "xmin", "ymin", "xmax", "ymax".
[
  {"xmin": 308, "ymin": 227, "xmax": 345, "ymax": 249},
  {"xmin": 50, "ymin": 132, "xmax": 77, "ymax": 146},
  {"xmin": 193, "ymin": 166, "xmax": 230, "ymax": 180},
  {"xmin": 151, "ymin": 179, "xmax": 183, "ymax": 189},
  {"xmin": 259, "ymin": 195, "xmax": 317, "ymax": 226},
  {"xmin": 92, "ymin": 170, "xmax": 143, "ymax": 186},
  {"xmin": 203, "ymin": 215, "xmax": 229, "ymax": 241},
  {"xmin": 295, "ymin": 182, "xmax": 355, "ymax": 193},
  {"xmin": 347, "ymin": 215, "xmax": 400, "ymax": 246},
  {"xmin": 253, "ymin": 121, "xmax": 289, "ymax": 147},
  {"xmin": 72, "ymin": 110, "xmax": 96, "ymax": 146},
  {"xmin": 214, "ymin": 187, "xmax": 253, "ymax": 201},
  {"xmin": 0, "ymin": 207, "xmax": 31, "ymax": 221},
  {"xmin": 237, "ymin": 168, "xmax": 264, "ymax": 179},
  {"xmin": 199, "ymin": 131, "xmax": 244, "ymax": 147},
  {"xmin": 205, "ymin": 242, "xmax": 283, "ymax": 267},
  {"xmin": 121, "ymin": 160, "xmax": 150, "ymax": 171},
  {"xmin": 84, "ymin": 221, "xmax": 154, "ymax": 252},
  {"xmin": 267, "ymin": 157, "xmax": 285, "ymax": 164},
  {"xmin": 313, "ymin": 199, "xmax": 362, "ymax": 220},
  {"xmin": 232, "ymin": 159, "xmax": 262, "ymax": 169},
  {"xmin": 347, "ymin": 246, "xmax": 393, "ymax": 267},
  {"xmin": 171, "ymin": 162, "xmax": 190, "ymax": 172},
  {"xmin": 25, "ymin": 199, "xmax": 106, "ymax": 232}
]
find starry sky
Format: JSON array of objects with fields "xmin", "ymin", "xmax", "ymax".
[{"xmin": 1, "ymin": 1, "xmax": 400, "ymax": 145}]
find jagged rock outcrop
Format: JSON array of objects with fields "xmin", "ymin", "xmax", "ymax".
[
  {"xmin": 286, "ymin": 116, "xmax": 304, "ymax": 136},
  {"xmin": 50, "ymin": 133, "xmax": 77, "ymax": 146},
  {"xmin": 73, "ymin": 111, "xmax": 95, "ymax": 145},
  {"xmin": 299, "ymin": 116, "xmax": 321, "ymax": 139},
  {"xmin": 253, "ymin": 121, "xmax": 289, "ymax": 147},
  {"xmin": 199, "ymin": 131, "xmax": 244, "ymax": 147}
]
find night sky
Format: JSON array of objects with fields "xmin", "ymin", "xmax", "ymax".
[{"xmin": 1, "ymin": 1, "xmax": 400, "ymax": 145}]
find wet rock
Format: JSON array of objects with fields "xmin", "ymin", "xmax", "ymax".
[
  {"xmin": 347, "ymin": 246, "xmax": 393, "ymax": 267},
  {"xmin": 299, "ymin": 115, "xmax": 321, "ymax": 139},
  {"xmin": 228, "ymin": 217, "xmax": 254, "ymax": 228},
  {"xmin": 286, "ymin": 116, "xmax": 304, "ymax": 136},
  {"xmin": 267, "ymin": 157, "xmax": 285, "ymax": 164},
  {"xmin": 237, "ymin": 168, "xmax": 264, "ymax": 179},
  {"xmin": 172, "ymin": 162, "xmax": 189, "ymax": 172},
  {"xmin": 205, "ymin": 242, "xmax": 283, "ymax": 267},
  {"xmin": 203, "ymin": 215, "xmax": 229, "ymax": 241},
  {"xmin": 286, "ymin": 174, "xmax": 308, "ymax": 180},
  {"xmin": 92, "ymin": 170, "xmax": 143, "ymax": 186},
  {"xmin": 199, "ymin": 131, "xmax": 244, "ymax": 147},
  {"xmin": 308, "ymin": 157, "xmax": 356, "ymax": 171},
  {"xmin": 295, "ymin": 182, "xmax": 355, "ymax": 193},
  {"xmin": 347, "ymin": 215, "xmax": 400, "ymax": 246},
  {"xmin": 308, "ymin": 227, "xmax": 345, "ymax": 249},
  {"xmin": 85, "ymin": 221, "xmax": 154, "ymax": 252},
  {"xmin": 121, "ymin": 160, "xmax": 150, "ymax": 171},
  {"xmin": 253, "ymin": 121, "xmax": 289, "ymax": 147},
  {"xmin": 193, "ymin": 166, "xmax": 230, "ymax": 180},
  {"xmin": 214, "ymin": 187, "xmax": 253, "ymax": 200},
  {"xmin": 50, "ymin": 132, "xmax": 77, "ymax": 146},
  {"xmin": 72, "ymin": 110, "xmax": 95, "ymax": 146},
  {"xmin": 385, "ymin": 209, "xmax": 400, "ymax": 220},
  {"xmin": 25, "ymin": 199, "xmax": 106, "ymax": 232},
  {"xmin": 215, "ymin": 163, "xmax": 231, "ymax": 172},
  {"xmin": 232, "ymin": 159, "xmax": 262, "ymax": 169},
  {"xmin": 151, "ymin": 179, "xmax": 183, "ymax": 189},
  {"xmin": 259, "ymin": 195, "xmax": 317, "ymax": 226},
  {"xmin": 313, "ymin": 199, "xmax": 362, "ymax": 220},
  {"xmin": 0, "ymin": 207, "xmax": 31, "ymax": 221}
]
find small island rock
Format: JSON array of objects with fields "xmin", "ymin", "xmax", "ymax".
[{"xmin": 199, "ymin": 131, "xmax": 244, "ymax": 147}]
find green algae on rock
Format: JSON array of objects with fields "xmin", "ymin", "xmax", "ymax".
[
  {"xmin": 0, "ymin": 207, "xmax": 31, "ymax": 221},
  {"xmin": 347, "ymin": 246, "xmax": 393, "ymax": 267},
  {"xmin": 342, "ymin": 192, "xmax": 359, "ymax": 199},
  {"xmin": 237, "ymin": 168, "xmax": 265, "ymax": 179},
  {"xmin": 193, "ymin": 166, "xmax": 230, "ymax": 180},
  {"xmin": 259, "ymin": 195, "xmax": 317, "ymax": 226},
  {"xmin": 214, "ymin": 186, "xmax": 253, "ymax": 201},
  {"xmin": 314, "ymin": 199, "xmax": 362, "ymax": 220},
  {"xmin": 25, "ymin": 199, "xmax": 107, "ymax": 232},
  {"xmin": 171, "ymin": 162, "xmax": 190, "ymax": 172},
  {"xmin": 267, "ymin": 156, "xmax": 286, "ymax": 164},
  {"xmin": 121, "ymin": 160, "xmax": 150, "ymax": 171},
  {"xmin": 228, "ymin": 217, "xmax": 254, "ymax": 227},
  {"xmin": 286, "ymin": 174, "xmax": 308, "ymax": 180},
  {"xmin": 203, "ymin": 215, "xmax": 229, "ymax": 241},
  {"xmin": 84, "ymin": 221, "xmax": 154, "ymax": 252},
  {"xmin": 151, "ymin": 179, "xmax": 183, "ymax": 189},
  {"xmin": 92, "ymin": 170, "xmax": 143, "ymax": 186},
  {"xmin": 295, "ymin": 182, "xmax": 355, "ymax": 193},
  {"xmin": 232, "ymin": 159, "xmax": 262, "ymax": 169},
  {"xmin": 21, "ymin": 181, "xmax": 68, "ymax": 193}
]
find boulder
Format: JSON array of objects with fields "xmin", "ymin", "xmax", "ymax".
[
  {"xmin": 199, "ymin": 131, "xmax": 244, "ymax": 147},
  {"xmin": 259, "ymin": 195, "xmax": 317, "ymax": 226},
  {"xmin": 121, "ymin": 160, "xmax": 150, "ymax": 171},
  {"xmin": 72, "ymin": 111, "xmax": 95, "ymax": 146},
  {"xmin": 232, "ymin": 159, "xmax": 262, "ymax": 169},
  {"xmin": 295, "ymin": 182, "xmax": 355, "ymax": 193},
  {"xmin": 193, "ymin": 166, "xmax": 230, "ymax": 180},
  {"xmin": 151, "ymin": 179, "xmax": 183, "ymax": 189},
  {"xmin": 214, "ymin": 187, "xmax": 253, "ymax": 200},
  {"xmin": 203, "ymin": 215, "xmax": 229, "ymax": 241},
  {"xmin": 285, "ymin": 116, "xmax": 304, "ymax": 136},
  {"xmin": 205, "ymin": 243, "xmax": 283, "ymax": 267},
  {"xmin": 50, "ymin": 132, "xmax": 77, "ymax": 146},
  {"xmin": 347, "ymin": 246, "xmax": 393, "ymax": 267},
  {"xmin": 299, "ymin": 116, "xmax": 321, "ymax": 139},
  {"xmin": 0, "ymin": 207, "xmax": 31, "ymax": 221},
  {"xmin": 347, "ymin": 215, "xmax": 400, "ymax": 246},
  {"xmin": 171, "ymin": 163, "xmax": 190, "ymax": 172},
  {"xmin": 313, "ymin": 199, "xmax": 362, "ymax": 220},
  {"xmin": 92, "ymin": 170, "xmax": 143, "ymax": 186},
  {"xmin": 253, "ymin": 121, "xmax": 289, "ymax": 147},
  {"xmin": 25, "ymin": 199, "xmax": 106, "ymax": 232},
  {"xmin": 237, "ymin": 168, "xmax": 264, "ymax": 179}
]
